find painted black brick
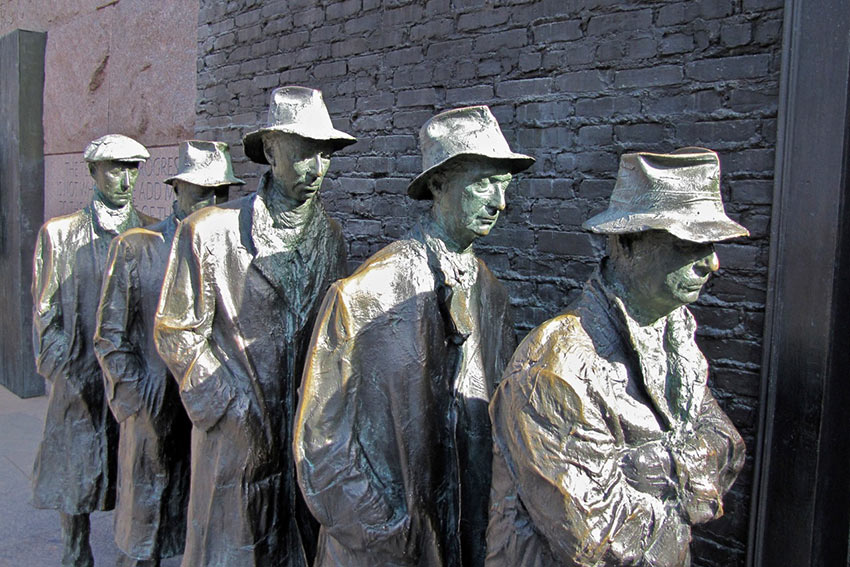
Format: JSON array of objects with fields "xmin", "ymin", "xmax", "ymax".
[{"xmin": 195, "ymin": 2, "xmax": 783, "ymax": 564}]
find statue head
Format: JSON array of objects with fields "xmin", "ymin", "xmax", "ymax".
[
  {"xmin": 606, "ymin": 230, "xmax": 720, "ymax": 322},
  {"xmin": 409, "ymin": 106, "xmax": 534, "ymax": 251},
  {"xmin": 84, "ymin": 134, "xmax": 150, "ymax": 208},
  {"xmin": 426, "ymin": 157, "xmax": 513, "ymax": 251},
  {"xmin": 165, "ymin": 140, "xmax": 244, "ymax": 216},
  {"xmin": 585, "ymin": 148, "xmax": 749, "ymax": 323},
  {"xmin": 261, "ymin": 132, "xmax": 335, "ymax": 205},
  {"xmin": 242, "ymin": 86, "xmax": 356, "ymax": 205}
]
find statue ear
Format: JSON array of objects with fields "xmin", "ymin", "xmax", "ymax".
[
  {"xmin": 88, "ymin": 163, "xmax": 97, "ymax": 176},
  {"xmin": 427, "ymin": 171, "xmax": 444, "ymax": 199},
  {"xmin": 263, "ymin": 142, "xmax": 276, "ymax": 167}
]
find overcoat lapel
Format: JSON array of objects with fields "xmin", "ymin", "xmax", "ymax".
[{"xmin": 239, "ymin": 193, "xmax": 290, "ymax": 302}]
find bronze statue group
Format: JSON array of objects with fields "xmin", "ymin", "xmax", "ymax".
[{"xmin": 31, "ymin": 86, "xmax": 747, "ymax": 567}]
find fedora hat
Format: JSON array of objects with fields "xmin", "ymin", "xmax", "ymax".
[
  {"xmin": 243, "ymin": 86, "xmax": 356, "ymax": 165},
  {"xmin": 583, "ymin": 148, "xmax": 749, "ymax": 243},
  {"xmin": 407, "ymin": 106, "xmax": 535, "ymax": 200},
  {"xmin": 164, "ymin": 140, "xmax": 245, "ymax": 187},
  {"xmin": 84, "ymin": 134, "xmax": 149, "ymax": 163}
]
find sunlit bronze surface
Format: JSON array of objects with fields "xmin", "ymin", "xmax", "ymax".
[
  {"xmin": 93, "ymin": 140, "xmax": 243, "ymax": 565},
  {"xmin": 154, "ymin": 87, "xmax": 352, "ymax": 567},
  {"xmin": 95, "ymin": 211, "xmax": 191, "ymax": 562},
  {"xmin": 32, "ymin": 134, "xmax": 154, "ymax": 567},
  {"xmin": 295, "ymin": 106, "xmax": 533, "ymax": 567},
  {"xmin": 486, "ymin": 149, "xmax": 747, "ymax": 567}
]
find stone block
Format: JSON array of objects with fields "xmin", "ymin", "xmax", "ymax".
[{"xmin": 0, "ymin": 30, "xmax": 46, "ymax": 398}]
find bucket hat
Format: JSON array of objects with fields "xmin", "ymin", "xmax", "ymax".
[
  {"xmin": 243, "ymin": 86, "xmax": 356, "ymax": 165},
  {"xmin": 164, "ymin": 140, "xmax": 245, "ymax": 187},
  {"xmin": 407, "ymin": 106, "xmax": 535, "ymax": 200},
  {"xmin": 84, "ymin": 134, "xmax": 149, "ymax": 163},
  {"xmin": 583, "ymin": 148, "xmax": 748, "ymax": 243}
]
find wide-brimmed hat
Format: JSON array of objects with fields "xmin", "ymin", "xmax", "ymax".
[
  {"xmin": 164, "ymin": 140, "xmax": 245, "ymax": 187},
  {"xmin": 407, "ymin": 106, "xmax": 535, "ymax": 200},
  {"xmin": 84, "ymin": 134, "xmax": 150, "ymax": 163},
  {"xmin": 243, "ymin": 86, "xmax": 356, "ymax": 165},
  {"xmin": 583, "ymin": 148, "xmax": 749, "ymax": 243}
]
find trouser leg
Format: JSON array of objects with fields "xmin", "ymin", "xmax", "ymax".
[
  {"xmin": 59, "ymin": 512, "xmax": 93, "ymax": 567},
  {"xmin": 116, "ymin": 552, "xmax": 160, "ymax": 567}
]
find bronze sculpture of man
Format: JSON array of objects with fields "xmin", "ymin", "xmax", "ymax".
[
  {"xmin": 94, "ymin": 140, "xmax": 244, "ymax": 567},
  {"xmin": 31, "ymin": 134, "xmax": 155, "ymax": 567},
  {"xmin": 486, "ymin": 149, "xmax": 747, "ymax": 567},
  {"xmin": 295, "ymin": 106, "xmax": 534, "ymax": 567},
  {"xmin": 154, "ymin": 87, "xmax": 354, "ymax": 567}
]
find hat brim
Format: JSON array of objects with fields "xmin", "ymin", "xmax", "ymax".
[
  {"xmin": 242, "ymin": 125, "xmax": 357, "ymax": 164},
  {"xmin": 164, "ymin": 172, "xmax": 246, "ymax": 187},
  {"xmin": 583, "ymin": 211, "xmax": 749, "ymax": 243},
  {"xmin": 407, "ymin": 152, "xmax": 535, "ymax": 200}
]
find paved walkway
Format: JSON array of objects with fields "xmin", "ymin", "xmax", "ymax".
[{"xmin": 0, "ymin": 385, "xmax": 181, "ymax": 566}]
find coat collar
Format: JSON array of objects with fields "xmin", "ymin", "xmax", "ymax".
[
  {"xmin": 414, "ymin": 219, "xmax": 479, "ymax": 291},
  {"xmin": 239, "ymin": 175, "xmax": 331, "ymax": 297},
  {"xmin": 89, "ymin": 190, "xmax": 141, "ymax": 236},
  {"xmin": 585, "ymin": 269, "xmax": 706, "ymax": 430}
]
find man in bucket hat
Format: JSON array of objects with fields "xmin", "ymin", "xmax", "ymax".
[
  {"xmin": 295, "ymin": 105, "xmax": 534, "ymax": 567},
  {"xmin": 154, "ymin": 87, "xmax": 353, "ymax": 567},
  {"xmin": 486, "ymin": 148, "xmax": 747, "ymax": 567},
  {"xmin": 31, "ymin": 134, "xmax": 155, "ymax": 567},
  {"xmin": 94, "ymin": 140, "xmax": 243, "ymax": 567}
]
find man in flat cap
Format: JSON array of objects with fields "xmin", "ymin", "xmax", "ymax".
[
  {"xmin": 486, "ymin": 148, "xmax": 747, "ymax": 567},
  {"xmin": 94, "ymin": 140, "xmax": 244, "ymax": 567},
  {"xmin": 31, "ymin": 134, "xmax": 155, "ymax": 567},
  {"xmin": 154, "ymin": 87, "xmax": 353, "ymax": 567},
  {"xmin": 295, "ymin": 106, "xmax": 534, "ymax": 567}
]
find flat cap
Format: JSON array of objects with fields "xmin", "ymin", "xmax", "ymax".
[{"xmin": 83, "ymin": 134, "xmax": 150, "ymax": 163}]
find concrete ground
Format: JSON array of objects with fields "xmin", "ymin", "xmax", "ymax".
[{"xmin": 0, "ymin": 385, "xmax": 181, "ymax": 566}]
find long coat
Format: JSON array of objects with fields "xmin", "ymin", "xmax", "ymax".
[
  {"xmin": 94, "ymin": 212, "xmax": 191, "ymax": 560},
  {"xmin": 31, "ymin": 200, "xmax": 155, "ymax": 514},
  {"xmin": 294, "ymin": 222, "xmax": 516, "ymax": 567},
  {"xmin": 154, "ymin": 179, "xmax": 346, "ymax": 567},
  {"xmin": 486, "ymin": 273, "xmax": 745, "ymax": 567}
]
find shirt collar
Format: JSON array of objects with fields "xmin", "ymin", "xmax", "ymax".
[
  {"xmin": 417, "ymin": 218, "xmax": 479, "ymax": 290},
  {"xmin": 90, "ymin": 189, "xmax": 139, "ymax": 235}
]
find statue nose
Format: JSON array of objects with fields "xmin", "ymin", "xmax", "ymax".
[
  {"xmin": 695, "ymin": 251, "xmax": 720, "ymax": 275},
  {"xmin": 490, "ymin": 186, "xmax": 506, "ymax": 211}
]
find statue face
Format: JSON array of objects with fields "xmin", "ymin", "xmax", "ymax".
[
  {"xmin": 90, "ymin": 160, "xmax": 141, "ymax": 208},
  {"xmin": 431, "ymin": 160, "xmax": 512, "ymax": 250},
  {"xmin": 263, "ymin": 133, "xmax": 331, "ymax": 204},
  {"xmin": 624, "ymin": 230, "xmax": 720, "ymax": 314},
  {"xmin": 173, "ymin": 180, "xmax": 217, "ymax": 216}
]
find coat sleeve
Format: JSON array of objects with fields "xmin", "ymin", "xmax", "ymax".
[
  {"xmin": 670, "ymin": 388, "xmax": 745, "ymax": 524},
  {"xmin": 492, "ymin": 358, "xmax": 690, "ymax": 567},
  {"xmin": 294, "ymin": 283, "xmax": 411, "ymax": 556},
  {"xmin": 154, "ymin": 220, "xmax": 235, "ymax": 432},
  {"xmin": 94, "ymin": 236, "xmax": 148, "ymax": 422},
  {"xmin": 31, "ymin": 225, "xmax": 69, "ymax": 383}
]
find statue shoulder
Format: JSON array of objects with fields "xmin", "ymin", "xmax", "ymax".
[
  {"xmin": 505, "ymin": 307, "xmax": 606, "ymax": 394},
  {"xmin": 336, "ymin": 238, "xmax": 431, "ymax": 303},
  {"xmin": 39, "ymin": 208, "xmax": 90, "ymax": 242},
  {"xmin": 137, "ymin": 210, "xmax": 159, "ymax": 226},
  {"xmin": 112, "ymin": 226, "xmax": 163, "ymax": 252},
  {"xmin": 181, "ymin": 196, "xmax": 247, "ymax": 237}
]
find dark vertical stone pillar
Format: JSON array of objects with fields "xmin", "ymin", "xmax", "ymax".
[
  {"xmin": 749, "ymin": 0, "xmax": 850, "ymax": 565},
  {"xmin": 0, "ymin": 29, "xmax": 46, "ymax": 398}
]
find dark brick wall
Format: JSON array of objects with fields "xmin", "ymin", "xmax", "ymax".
[{"xmin": 195, "ymin": 1, "xmax": 783, "ymax": 564}]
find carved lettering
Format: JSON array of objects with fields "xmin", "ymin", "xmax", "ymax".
[{"xmin": 44, "ymin": 146, "xmax": 179, "ymax": 221}]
